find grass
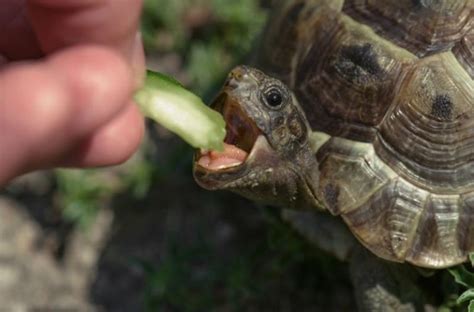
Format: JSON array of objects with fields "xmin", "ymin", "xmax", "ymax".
[
  {"xmin": 445, "ymin": 254, "xmax": 474, "ymax": 312},
  {"xmin": 137, "ymin": 208, "xmax": 352, "ymax": 312},
  {"xmin": 141, "ymin": 0, "xmax": 267, "ymax": 98}
]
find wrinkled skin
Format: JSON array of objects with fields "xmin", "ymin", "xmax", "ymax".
[
  {"xmin": 194, "ymin": 66, "xmax": 435, "ymax": 311},
  {"xmin": 194, "ymin": 66, "xmax": 321, "ymax": 210}
]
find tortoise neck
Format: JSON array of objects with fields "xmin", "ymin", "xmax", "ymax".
[{"xmin": 284, "ymin": 140, "xmax": 326, "ymax": 211}]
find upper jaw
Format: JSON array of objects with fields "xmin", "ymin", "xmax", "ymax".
[
  {"xmin": 193, "ymin": 88, "xmax": 274, "ymax": 189},
  {"xmin": 194, "ymin": 90, "xmax": 261, "ymax": 165}
]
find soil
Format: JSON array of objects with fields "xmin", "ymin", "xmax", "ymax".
[{"xmin": 0, "ymin": 133, "xmax": 355, "ymax": 311}]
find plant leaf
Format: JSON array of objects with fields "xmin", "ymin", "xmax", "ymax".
[
  {"xmin": 469, "ymin": 300, "xmax": 474, "ymax": 312},
  {"xmin": 448, "ymin": 266, "xmax": 474, "ymax": 288},
  {"xmin": 469, "ymin": 252, "xmax": 474, "ymax": 267},
  {"xmin": 457, "ymin": 289, "xmax": 474, "ymax": 304}
]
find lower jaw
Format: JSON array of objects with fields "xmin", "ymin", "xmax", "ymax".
[
  {"xmin": 193, "ymin": 135, "xmax": 273, "ymax": 190},
  {"xmin": 192, "ymin": 164, "xmax": 246, "ymax": 190},
  {"xmin": 196, "ymin": 143, "xmax": 249, "ymax": 171}
]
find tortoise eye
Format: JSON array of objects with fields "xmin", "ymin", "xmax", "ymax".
[{"xmin": 265, "ymin": 88, "xmax": 283, "ymax": 107}]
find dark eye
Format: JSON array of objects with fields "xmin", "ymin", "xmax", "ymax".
[{"xmin": 265, "ymin": 88, "xmax": 283, "ymax": 107}]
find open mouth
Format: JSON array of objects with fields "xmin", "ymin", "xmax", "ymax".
[{"xmin": 195, "ymin": 93, "xmax": 261, "ymax": 171}]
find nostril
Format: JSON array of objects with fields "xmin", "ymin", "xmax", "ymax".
[
  {"xmin": 226, "ymin": 66, "xmax": 250, "ymax": 89},
  {"xmin": 225, "ymin": 77, "xmax": 239, "ymax": 89},
  {"xmin": 232, "ymin": 71, "xmax": 243, "ymax": 80},
  {"xmin": 230, "ymin": 66, "xmax": 249, "ymax": 80}
]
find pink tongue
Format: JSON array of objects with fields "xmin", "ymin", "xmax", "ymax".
[{"xmin": 198, "ymin": 143, "xmax": 248, "ymax": 170}]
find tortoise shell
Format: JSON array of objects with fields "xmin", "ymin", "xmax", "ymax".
[{"xmin": 258, "ymin": 0, "xmax": 473, "ymax": 268}]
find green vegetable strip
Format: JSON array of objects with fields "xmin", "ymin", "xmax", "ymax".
[{"xmin": 134, "ymin": 70, "xmax": 226, "ymax": 151}]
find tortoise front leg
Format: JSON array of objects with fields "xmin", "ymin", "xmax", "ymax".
[
  {"xmin": 281, "ymin": 209, "xmax": 356, "ymax": 261},
  {"xmin": 282, "ymin": 209, "xmax": 432, "ymax": 311},
  {"xmin": 350, "ymin": 245, "xmax": 426, "ymax": 312}
]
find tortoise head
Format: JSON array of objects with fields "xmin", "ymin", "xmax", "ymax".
[{"xmin": 193, "ymin": 66, "xmax": 320, "ymax": 209}]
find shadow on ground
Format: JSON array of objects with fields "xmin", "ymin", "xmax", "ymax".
[
  {"xmin": 88, "ymin": 135, "xmax": 355, "ymax": 311},
  {"xmin": 1, "ymin": 133, "xmax": 461, "ymax": 311}
]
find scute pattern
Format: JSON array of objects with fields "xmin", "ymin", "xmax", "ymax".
[
  {"xmin": 316, "ymin": 136, "xmax": 474, "ymax": 267},
  {"xmin": 342, "ymin": 178, "xmax": 428, "ymax": 264},
  {"xmin": 457, "ymin": 192, "xmax": 474, "ymax": 254},
  {"xmin": 294, "ymin": 9, "xmax": 416, "ymax": 141},
  {"xmin": 343, "ymin": 0, "xmax": 473, "ymax": 57},
  {"xmin": 453, "ymin": 32, "xmax": 474, "ymax": 78},
  {"xmin": 375, "ymin": 53, "xmax": 474, "ymax": 192},
  {"xmin": 405, "ymin": 195, "xmax": 464, "ymax": 267},
  {"xmin": 263, "ymin": 0, "xmax": 474, "ymax": 267},
  {"xmin": 336, "ymin": 43, "xmax": 383, "ymax": 83},
  {"xmin": 316, "ymin": 136, "xmax": 396, "ymax": 215},
  {"xmin": 431, "ymin": 94, "xmax": 454, "ymax": 121},
  {"xmin": 256, "ymin": 0, "xmax": 340, "ymax": 85},
  {"xmin": 257, "ymin": 1, "xmax": 307, "ymax": 83}
]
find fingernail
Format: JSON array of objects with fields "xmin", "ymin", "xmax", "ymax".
[{"xmin": 132, "ymin": 31, "xmax": 145, "ymax": 88}]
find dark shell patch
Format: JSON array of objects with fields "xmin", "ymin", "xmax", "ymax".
[
  {"xmin": 324, "ymin": 183, "xmax": 340, "ymax": 212},
  {"xmin": 335, "ymin": 43, "xmax": 383, "ymax": 84},
  {"xmin": 431, "ymin": 94, "xmax": 453, "ymax": 121},
  {"xmin": 287, "ymin": 2, "xmax": 305, "ymax": 23},
  {"xmin": 411, "ymin": 0, "xmax": 433, "ymax": 10}
]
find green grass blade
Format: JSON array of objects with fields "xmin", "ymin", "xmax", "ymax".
[
  {"xmin": 457, "ymin": 289, "xmax": 474, "ymax": 305},
  {"xmin": 469, "ymin": 252, "xmax": 474, "ymax": 267},
  {"xmin": 469, "ymin": 300, "xmax": 474, "ymax": 312},
  {"xmin": 448, "ymin": 266, "xmax": 474, "ymax": 288}
]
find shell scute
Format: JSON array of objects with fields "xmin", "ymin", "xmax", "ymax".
[
  {"xmin": 457, "ymin": 192, "xmax": 474, "ymax": 254},
  {"xmin": 431, "ymin": 94, "xmax": 454, "ymax": 121},
  {"xmin": 260, "ymin": 0, "xmax": 474, "ymax": 268},
  {"xmin": 335, "ymin": 43, "xmax": 384, "ymax": 84},
  {"xmin": 453, "ymin": 33, "xmax": 473, "ymax": 78},
  {"xmin": 405, "ymin": 195, "xmax": 464, "ymax": 268},
  {"xmin": 375, "ymin": 52, "xmax": 474, "ymax": 192},
  {"xmin": 342, "ymin": 178, "xmax": 428, "ymax": 263},
  {"xmin": 343, "ymin": 0, "xmax": 473, "ymax": 57},
  {"xmin": 257, "ymin": 1, "xmax": 307, "ymax": 83},
  {"xmin": 295, "ymin": 11, "xmax": 416, "ymax": 141},
  {"xmin": 316, "ymin": 136, "xmax": 395, "ymax": 215}
]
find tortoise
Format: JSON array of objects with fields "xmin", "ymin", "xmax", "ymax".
[{"xmin": 193, "ymin": 0, "xmax": 473, "ymax": 309}]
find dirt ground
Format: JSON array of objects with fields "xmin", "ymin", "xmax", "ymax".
[{"xmin": 0, "ymin": 129, "xmax": 357, "ymax": 311}]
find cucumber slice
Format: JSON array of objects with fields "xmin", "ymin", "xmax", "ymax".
[{"xmin": 134, "ymin": 70, "xmax": 226, "ymax": 151}]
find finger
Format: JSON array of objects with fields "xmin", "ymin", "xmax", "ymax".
[
  {"xmin": 0, "ymin": 0, "xmax": 42, "ymax": 61},
  {"xmin": 0, "ymin": 45, "xmax": 134, "ymax": 185},
  {"xmin": 46, "ymin": 45, "xmax": 134, "ymax": 134},
  {"xmin": 131, "ymin": 32, "xmax": 146, "ymax": 86},
  {"xmin": 27, "ymin": 0, "xmax": 144, "ymax": 81},
  {"xmin": 59, "ymin": 103, "xmax": 144, "ymax": 167}
]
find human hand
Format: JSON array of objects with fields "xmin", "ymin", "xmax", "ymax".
[{"xmin": 0, "ymin": 0, "xmax": 145, "ymax": 186}]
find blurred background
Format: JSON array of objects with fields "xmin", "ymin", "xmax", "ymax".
[{"xmin": 0, "ymin": 0, "xmax": 467, "ymax": 311}]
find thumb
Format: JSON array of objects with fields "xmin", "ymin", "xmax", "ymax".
[{"xmin": 0, "ymin": 46, "xmax": 138, "ymax": 186}]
